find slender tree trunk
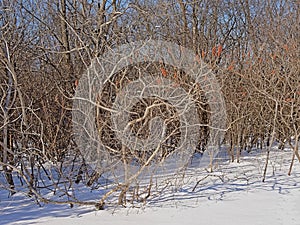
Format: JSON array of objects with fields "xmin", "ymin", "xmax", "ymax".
[
  {"xmin": 178, "ymin": 0, "xmax": 188, "ymax": 46},
  {"xmin": 2, "ymin": 48, "xmax": 15, "ymax": 195},
  {"xmin": 192, "ymin": 2, "xmax": 198, "ymax": 54},
  {"xmin": 59, "ymin": 0, "xmax": 74, "ymax": 81}
]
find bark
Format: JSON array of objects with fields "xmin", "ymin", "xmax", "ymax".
[
  {"xmin": 59, "ymin": 0, "xmax": 74, "ymax": 80},
  {"xmin": 2, "ymin": 45, "xmax": 15, "ymax": 195}
]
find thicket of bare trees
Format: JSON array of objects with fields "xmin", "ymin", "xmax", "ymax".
[{"xmin": 0, "ymin": 0, "xmax": 299, "ymax": 208}]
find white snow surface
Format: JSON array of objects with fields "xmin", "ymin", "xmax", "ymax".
[{"xmin": 1, "ymin": 149, "xmax": 300, "ymax": 225}]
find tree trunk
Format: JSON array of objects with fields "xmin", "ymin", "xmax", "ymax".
[
  {"xmin": 59, "ymin": 0, "xmax": 74, "ymax": 82},
  {"xmin": 2, "ymin": 48, "xmax": 15, "ymax": 195}
]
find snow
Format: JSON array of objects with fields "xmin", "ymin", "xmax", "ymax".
[{"xmin": 1, "ymin": 149, "xmax": 300, "ymax": 225}]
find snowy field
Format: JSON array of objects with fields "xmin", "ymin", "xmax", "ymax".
[{"xmin": 1, "ymin": 149, "xmax": 299, "ymax": 225}]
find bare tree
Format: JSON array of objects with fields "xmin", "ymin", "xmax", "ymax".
[{"xmin": 0, "ymin": 0, "xmax": 299, "ymax": 209}]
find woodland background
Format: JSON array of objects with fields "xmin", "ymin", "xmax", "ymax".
[{"xmin": 0, "ymin": 0, "xmax": 299, "ymax": 207}]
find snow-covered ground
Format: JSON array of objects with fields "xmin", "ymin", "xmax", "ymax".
[{"xmin": 1, "ymin": 149, "xmax": 299, "ymax": 225}]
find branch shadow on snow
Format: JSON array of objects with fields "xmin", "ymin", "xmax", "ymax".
[
  {"xmin": 0, "ymin": 149, "xmax": 299, "ymax": 224},
  {"xmin": 147, "ymin": 149, "xmax": 300, "ymax": 208}
]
